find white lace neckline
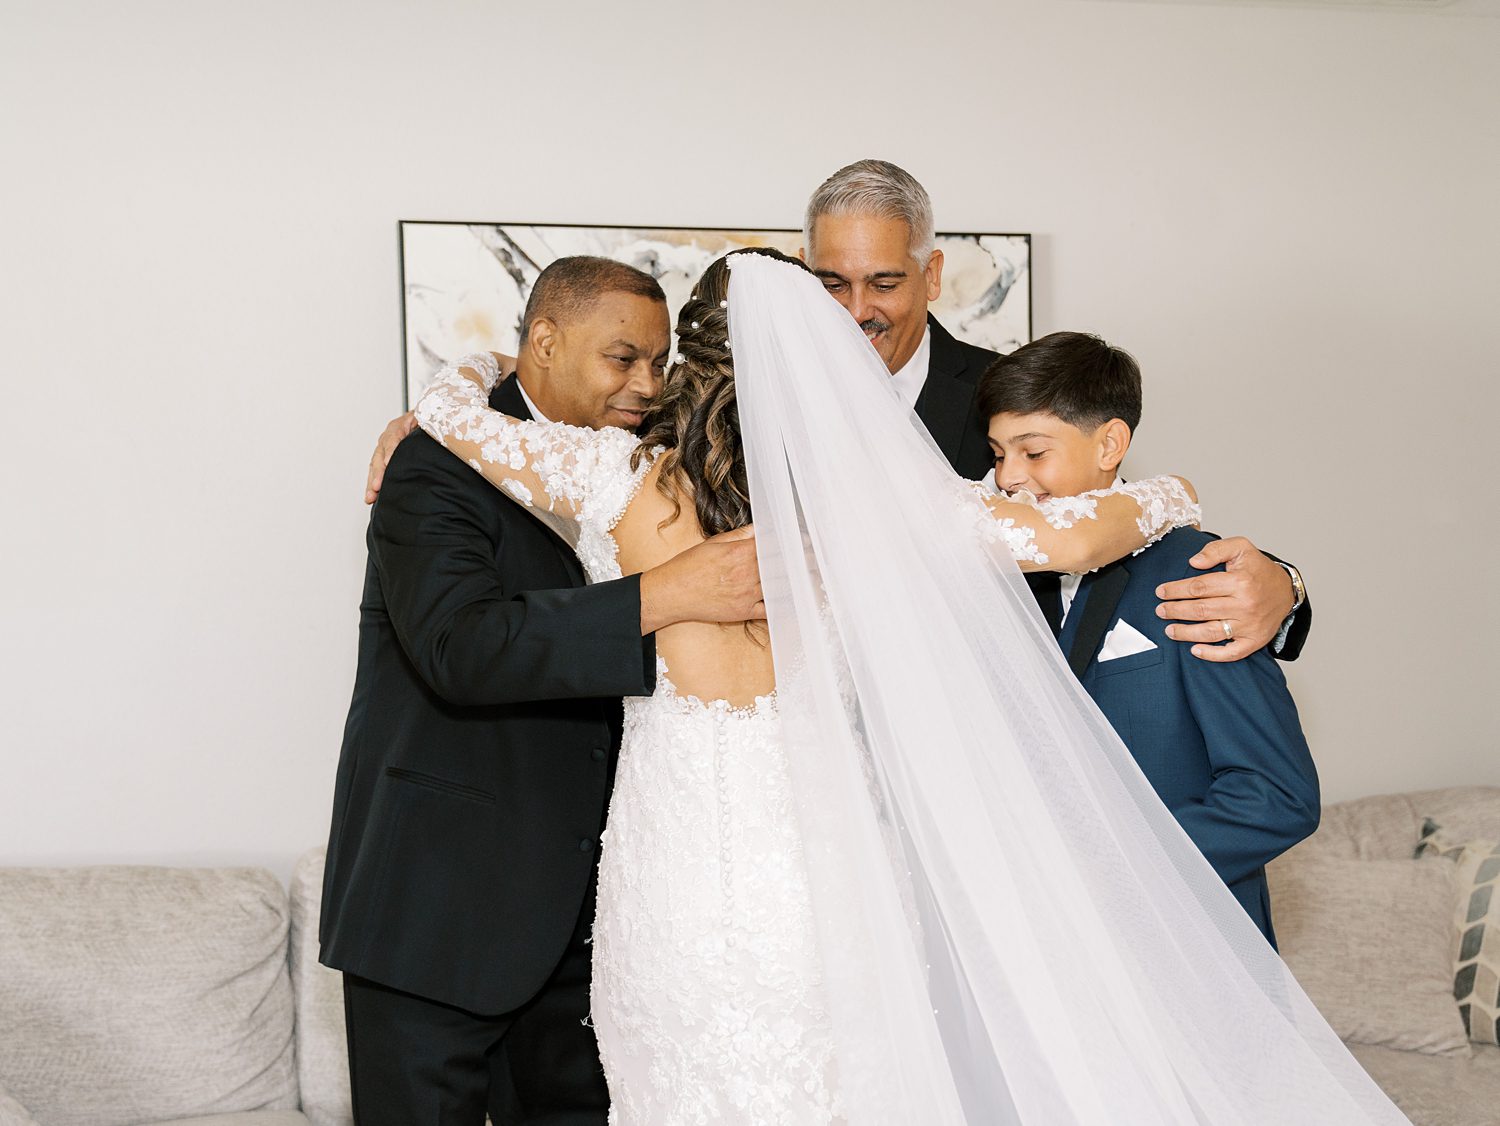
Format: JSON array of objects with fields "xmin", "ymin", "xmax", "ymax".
[{"xmin": 652, "ymin": 655, "xmax": 778, "ymax": 718}]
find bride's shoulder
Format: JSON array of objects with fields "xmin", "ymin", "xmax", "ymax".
[
  {"xmin": 588, "ymin": 426, "xmax": 659, "ymax": 469},
  {"xmin": 576, "ymin": 430, "xmax": 662, "ymax": 520},
  {"xmin": 536, "ymin": 422, "xmax": 645, "ymax": 470}
]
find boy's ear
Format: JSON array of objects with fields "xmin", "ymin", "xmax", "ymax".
[{"xmin": 1097, "ymin": 418, "xmax": 1132, "ymax": 474}]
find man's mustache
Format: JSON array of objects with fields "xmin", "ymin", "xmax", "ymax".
[{"xmin": 859, "ymin": 318, "xmax": 892, "ymax": 336}]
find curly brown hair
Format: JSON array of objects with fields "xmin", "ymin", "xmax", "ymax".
[{"xmin": 631, "ymin": 246, "xmax": 813, "ymax": 536}]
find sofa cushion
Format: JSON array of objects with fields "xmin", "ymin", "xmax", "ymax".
[
  {"xmin": 1348, "ymin": 1042, "xmax": 1500, "ymax": 1126},
  {"xmin": 0, "ymin": 865, "xmax": 298, "ymax": 1126},
  {"xmin": 0, "ymin": 1081, "xmax": 39, "ymax": 1126},
  {"xmin": 1294, "ymin": 787, "xmax": 1500, "ymax": 863},
  {"xmin": 1290, "ymin": 791, "xmax": 1500, "ymax": 863},
  {"xmin": 1417, "ymin": 822, "xmax": 1500, "ymax": 1047},
  {"xmin": 1419, "ymin": 788, "xmax": 1500, "ymax": 843},
  {"xmin": 288, "ymin": 847, "xmax": 353, "ymax": 1126},
  {"xmin": 136, "ymin": 1115, "xmax": 310, "ymax": 1126},
  {"xmin": 1296, "ymin": 791, "xmax": 1429, "ymax": 861},
  {"xmin": 1268, "ymin": 856, "xmax": 1471, "ymax": 1056}
]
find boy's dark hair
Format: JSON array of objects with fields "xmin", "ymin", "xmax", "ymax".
[
  {"xmin": 519, "ymin": 256, "xmax": 666, "ymax": 343},
  {"xmin": 977, "ymin": 331, "xmax": 1142, "ymax": 434}
]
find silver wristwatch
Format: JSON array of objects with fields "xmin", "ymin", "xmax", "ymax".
[{"xmin": 1282, "ymin": 563, "xmax": 1307, "ymax": 613}]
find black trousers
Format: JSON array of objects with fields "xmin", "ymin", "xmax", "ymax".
[{"xmin": 342, "ymin": 884, "xmax": 608, "ymax": 1126}]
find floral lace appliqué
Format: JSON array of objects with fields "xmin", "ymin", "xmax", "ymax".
[
  {"xmin": 964, "ymin": 476, "xmax": 1199, "ymax": 566},
  {"xmin": 413, "ymin": 352, "xmax": 660, "ymax": 579},
  {"xmin": 962, "ymin": 481, "xmax": 1049, "ymax": 565},
  {"xmin": 414, "ymin": 353, "xmax": 644, "ymax": 526},
  {"xmin": 594, "ymin": 663, "xmax": 842, "ymax": 1126},
  {"xmin": 1115, "ymin": 476, "xmax": 1200, "ymax": 554},
  {"xmin": 1035, "ymin": 492, "xmax": 1099, "ymax": 530}
]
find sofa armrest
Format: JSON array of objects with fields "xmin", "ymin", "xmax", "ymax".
[{"xmin": 288, "ymin": 846, "xmax": 353, "ymax": 1126}]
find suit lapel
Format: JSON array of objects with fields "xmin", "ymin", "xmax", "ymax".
[
  {"xmin": 913, "ymin": 316, "xmax": 978, "ymax": 467},
  {"xmin": 1067, "ymin": 563, "xmax": 1131, "ymax": 678},
  {"xmin": 491, "ymin": 374, "xmax": 531, "ymax": 420},
  {"xmin": 490, "ymin": 377, "xmax": 586, "ymax": 583},
  {"xmin": 1028, "ymin": 573, "xmax": 1064, "ymax": 637}
]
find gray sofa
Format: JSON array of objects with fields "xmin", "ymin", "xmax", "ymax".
[
  {"xmin": 1268, "ymin": 786, "xmax": 1500, "ymax": 1126},
  {"xmin": 0, "ymin": 850, "xmax": 349, "ymax": 1126},
  {"xmin": 2, "ymin": 788, "xmax": 1495, "ymax": 1125}
]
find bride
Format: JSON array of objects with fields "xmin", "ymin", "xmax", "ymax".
[{"xmin": 413, "ymin": 248, "xmax": 1407, "ymax": 1125}]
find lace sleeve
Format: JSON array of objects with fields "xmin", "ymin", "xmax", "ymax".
[
  {"xmin": 971, "ymin": 475, "xmax": 1200, "ymax": 572},
  {"xmin": 413, "ymin": 353, "xmax": 640, "ymax": 522}
]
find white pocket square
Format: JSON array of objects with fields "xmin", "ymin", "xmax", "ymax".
[{"xmin": 1097, "ymin": 619, "xmax": 1159, "ymax": 662}]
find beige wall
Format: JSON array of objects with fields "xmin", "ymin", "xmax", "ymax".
[{"xmin": 2, "ymin": 0, "xmax": 1496, "ymax": 882}]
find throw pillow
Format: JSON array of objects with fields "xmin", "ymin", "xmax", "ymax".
[
  {"xmin": 0, "ymin": 865, "xmax": 297, "ymax": 1126},
  {"xmin": 1267, "ymin": 856, "xmax": 1471, "ymax": 1056},
  {"xmin": 1416, "ymin": 819, "xmax": 1500, "ymax": 1045}
]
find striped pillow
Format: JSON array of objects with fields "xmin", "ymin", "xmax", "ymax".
[{"xmin": 1417, "ymin": 818, "xmax": 1500, "ymax": 1046}]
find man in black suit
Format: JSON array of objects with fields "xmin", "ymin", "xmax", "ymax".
[
  {"xmin": 322, "ymin": 257, "xmax": 764, "ymax": 1125},
  {"xmin": 799, "ymin": 158, "xmax": 1311, "ymax": 663}
]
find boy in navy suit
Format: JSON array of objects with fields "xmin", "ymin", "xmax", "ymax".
[{"xmin": 977, "ymin": 333, "xmax": 1319, "ymax": 946}]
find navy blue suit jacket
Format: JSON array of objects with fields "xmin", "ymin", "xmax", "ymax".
[{"xmin": 1051, "ymin": 527, "xmax": 1320, "ymax": 947}]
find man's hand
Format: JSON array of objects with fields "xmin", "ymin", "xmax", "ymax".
[
  {"xmin": 366, "ymin": 411, "xmax": 418, "ymax": 504},
  {"xmin": 1155, "ymin": 537, "xmax": 1295, "ymax": 663},
  {"xmin": 639, "ymin": 526, "xmax": 764, "ymax": 634}
]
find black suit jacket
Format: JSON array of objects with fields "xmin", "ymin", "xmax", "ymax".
[
  {"xmin": 319, "ymin": 377, "xmax": 656, "ymax": 1014},
  {"xmin": 911, "ymin": 314, "xmax": 1311, "ymax": 661},
  {"xmin": 913, "ymin": 315, "xmax": 998, "ymax": 481}
]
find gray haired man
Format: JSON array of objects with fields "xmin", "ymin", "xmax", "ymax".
[{"xmin": 799, "ymin": 158, "xmax": 1309, "ymax": 663}]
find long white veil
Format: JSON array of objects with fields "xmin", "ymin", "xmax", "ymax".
[{"xmin": 728, "ymin": 253, "xmax": 1408, "ymax": 1125}]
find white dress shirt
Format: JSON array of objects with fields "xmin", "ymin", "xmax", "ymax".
[{"xmin": 889, "ymin": 327, "xmax": 932, "ymax": 410}]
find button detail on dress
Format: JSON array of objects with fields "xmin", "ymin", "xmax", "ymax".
[
  {"xmin": 591, "ymin": 747, "xmax": 607, "ymax": 762},
  {"xmin": 578, "ymin": 838, "xmax": 595, "ymax": 852}
]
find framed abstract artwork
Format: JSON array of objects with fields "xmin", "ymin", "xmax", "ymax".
[{"xmin": 398, "ymin": 221, "xmax": 1032, "ymax": 407}]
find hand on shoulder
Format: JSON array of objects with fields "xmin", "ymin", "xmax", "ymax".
[{"xmin": 1153, "ymin": 536, "xmax": 1296, "ymax": 664}]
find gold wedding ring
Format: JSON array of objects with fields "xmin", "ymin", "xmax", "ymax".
[{"xmin": 1220, "ymin": 619, "xmax": 1234, "ymax": 641}]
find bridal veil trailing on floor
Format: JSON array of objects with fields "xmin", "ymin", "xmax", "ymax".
[{"xmin": 728, "ymin": 253, "xmax": 1409, "ymax": 1125}]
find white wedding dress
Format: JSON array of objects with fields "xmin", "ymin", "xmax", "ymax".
[{"xmin": 415, "ymin": 257, "xmax": 1410, "ymax": 1126}]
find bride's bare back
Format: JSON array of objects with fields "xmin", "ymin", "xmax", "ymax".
[{"xmin": 613, "ymin": 461, "xmax": 775, "ymax": 708}]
